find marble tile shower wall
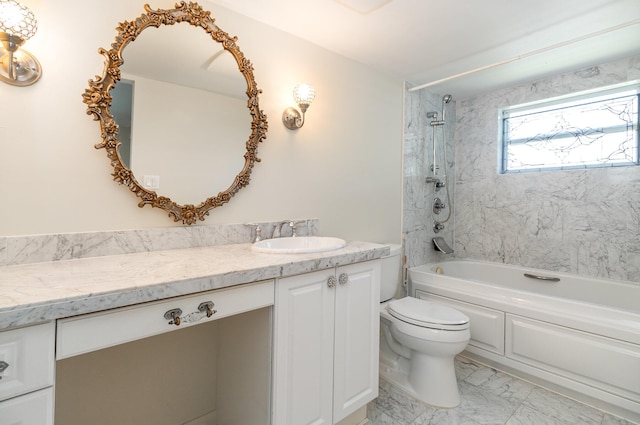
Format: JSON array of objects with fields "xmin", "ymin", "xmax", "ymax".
[
  {"xmin": 454, "ymin": 55, "xmax": 640, "ymax": 282},
  {"xmin": 403, "ymin": 86, "xmax": 457, "ymax": 269},
  {"xmin": 0, "ymin": 220, "xmax": 319, "ymax": 267}
]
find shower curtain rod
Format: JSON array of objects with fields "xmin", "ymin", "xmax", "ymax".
[{"xmin": 408, "ymin": 18, "xmax": 640, "ymax": 92}]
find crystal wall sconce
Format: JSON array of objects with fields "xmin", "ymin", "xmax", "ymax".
[
  {"xmin": 0, "ymin": 0, "xmax": 41, "ymax": 86},
  {"xmin": 282, "ymin": 83, "xmax": 316, "ymax": 130}
]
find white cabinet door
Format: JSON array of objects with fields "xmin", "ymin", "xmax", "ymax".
[
  {"xmin": 333, "ymin": 261, "xmax": 380, "ymax": 423},
  {"xmin": 273, "ymin": 268, "xmax": 335, "ymax": 425},
  {"xmin": 0, "ymin": 322, "xmax": 55, "ymax": 402},
  {"xmin": 273, "ymin": 260, "xmax": 381, "ymax": 425},
  {"xmin": 0, "ymin": 388, "xmax": 53, "ymax": 425}
]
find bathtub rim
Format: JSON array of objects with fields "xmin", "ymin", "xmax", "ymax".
[{"xmin": 409, "ymin": 259, "xmax": 640, "ymax": 345}]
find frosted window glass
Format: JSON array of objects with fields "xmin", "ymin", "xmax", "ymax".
[{"xmin": 500, "ymin": 88, "xmax": 639, "ymax": 173}]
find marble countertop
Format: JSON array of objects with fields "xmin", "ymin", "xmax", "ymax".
[{"xmin": 0, "ymin": 241, "xmax": 389, "ymax": 330}]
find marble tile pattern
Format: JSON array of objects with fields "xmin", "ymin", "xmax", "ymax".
[
  {"xmin": 368, "ymin": 356, "xmax": 638, "ymax": 425},
  {"xmin": 403, "ymin": 85, "xmax": 457, "ymax": 269},
  {"xmin": 0, "ymin": 219, "xmax": 318, "ymax": 267},
  {"xmin": 453, "ymin": 55, "xmax": 640, "ymax": 282},
  {"xmin": 0, "ymin": 222, "xmax": 389, "ymax": 330}
]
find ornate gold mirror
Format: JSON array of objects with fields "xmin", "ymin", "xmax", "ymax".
[{"xmin": 83, "ymin": 2, "xmax": 268, "ymax": 224}]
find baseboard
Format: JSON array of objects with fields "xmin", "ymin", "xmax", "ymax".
[{"xmin": 182, "ymin": 410, "xmax": 216, "ymax": 425}]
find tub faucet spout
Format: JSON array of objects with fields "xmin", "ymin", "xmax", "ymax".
[{"xmin": 433, "ymin": 237, "xmax": 454, "ymax": 254}]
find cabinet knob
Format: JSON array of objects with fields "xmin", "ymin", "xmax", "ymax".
[
  {"xmin": 0, "ymin": 360, "xmax": 8, "ymax": 376},
  {"xmin": 164, "ymin": 308, "xmax": 183, "ymax": 326},
  {"xmin": 338, "ymin": 273, "xmax": 349, "ymax": 285},
  {"xmin": 327, "ymin": 275, "xmax": 337, "ymax": 288}
]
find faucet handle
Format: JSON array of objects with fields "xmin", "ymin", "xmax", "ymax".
[
  {"xmin": 289, "ymin": 220, "xmax": 306, "ymax": 237},
  {"xmin": 245, "ymin": 223, "xmax": 263, "ymax": 242},
  {"xmin": 254, "ymin": 225, "xmax": 263, "ymax": 242}
]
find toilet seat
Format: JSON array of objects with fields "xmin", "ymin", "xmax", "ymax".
[{"xmin": 388, "ymin": 297, "xmax": 469, "ymax": 331}]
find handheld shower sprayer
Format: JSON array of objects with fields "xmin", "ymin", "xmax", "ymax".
[
  {"xmin": 429, "ymin": 94, "xmax": 452, "ymax": 126},
  {"xmin": 442, "ymin": 94, "xmax": 452, "ymax": 123}
]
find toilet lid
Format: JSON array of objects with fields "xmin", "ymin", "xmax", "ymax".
[{"xmin": 388, "ymin": 297, "xmax": 469, "ymax": 330}]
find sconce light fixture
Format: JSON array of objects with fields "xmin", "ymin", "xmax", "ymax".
[
  {"xmin": 282, "ymin": 83, "xmax": 316, "ymax": 130},
  {"xmin": 0, "ymin": 0, "xmax": 41, "ymax": 86}
]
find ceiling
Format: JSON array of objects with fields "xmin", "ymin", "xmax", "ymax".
[{"xmin": 209, "ymin": 0, "xmax": 640, "ymax": 99}]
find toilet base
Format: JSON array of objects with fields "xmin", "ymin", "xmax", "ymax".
[
  {"xmin": 409, "ymin": 352, "xmax": 461, "ymax": 408},
  {"xmin": 379, "ymin": 350, "xmax": 461, "ymax": 409}
]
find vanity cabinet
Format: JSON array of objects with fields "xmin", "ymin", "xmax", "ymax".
[
  {"xmin": 273, "ymin": 260, "xmax": 381, "ymax": 425},
  {"xmin": 0, "ymin": 322, "xmax": 55, "ymax": 425},
  {"xmin": 0, "ymin": 238, "xmax": 387, "ymax": 424}
]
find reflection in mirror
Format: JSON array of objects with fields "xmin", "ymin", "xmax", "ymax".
[
  {"xmin": 118, "ymin": 23, "xmax": 251, "ymax": 205},
  {"xmin": 111, "ymin": 80, "xmax": 133, "ymax": 168},
  {"xmin": 83, "ymin": 2, "xmax": 268, "ymax": 224}
]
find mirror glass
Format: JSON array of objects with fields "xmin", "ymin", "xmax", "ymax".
[
  {"xmin": 84, "ymin": 3, "xmax": 268, "ymax": 224},
  {"xmin": 115, "ymin": 23, "xmax": 250, "ymax": 205}
]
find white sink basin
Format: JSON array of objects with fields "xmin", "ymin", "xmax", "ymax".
[{"xmin": 251, "ymin": 236, "xmax": 347, "ymax": 254}]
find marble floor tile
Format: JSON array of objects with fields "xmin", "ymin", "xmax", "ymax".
[
  {"xmin": 369, "ymin": 380, "xmax": 427, "ymax": 424},
  {"xmin": 368, "ymin": 356, "xmax": 637, "ymax": 425},
  {"xmin": 462, "ymin": 364, "xmax": 534, "ymax": 405},
  {"xmin": 454, "ymin": 357, "xmax": 482, "ymax": 381},
  {"xmin": 602, "ymin": 414, "xmax": 638, "ymax": 425},
  {"xmin": 505, "ymin": 405, "xmax": 569, "ymax": 425},
  {"xmin": 520, "ymin": 387, "xmax": 603, "ymax": 425}
]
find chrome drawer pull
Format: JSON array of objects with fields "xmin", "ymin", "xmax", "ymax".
[
  {"xmin": 164, "ymin": 302, "xmax": 218, "ymax": 327},
  {"xmin": 182, "ymin": 302, "xmax": 217, "ymax": 324},
  {"xmin": 0, "ymin": 360, "xmax": 8, "ymax": 378},
  {"xmin": 198, "ymin": 301, "xmax": 217, "ymax": 318},
  {"xmin": 164, "ymin": 308, "xmax": 183, "ymax": 326}
]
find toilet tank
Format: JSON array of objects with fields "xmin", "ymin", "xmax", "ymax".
[{"xmin": 380, "ymin": 244, "xmax": 403, "ymax": 302}]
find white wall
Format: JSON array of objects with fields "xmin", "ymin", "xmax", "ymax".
[{"xmin": 0, "ymin": 0, "xmax": 403, "ymax": 244}]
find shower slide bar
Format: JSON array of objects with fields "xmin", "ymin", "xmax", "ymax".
[{"xmin": 408, "ymin": 18, "xmax": 640, "ymax": 92}]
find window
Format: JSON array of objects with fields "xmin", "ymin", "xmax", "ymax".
[{"xmin": 499, "ymin": 83, "xmax": 640, "ymax": 173}]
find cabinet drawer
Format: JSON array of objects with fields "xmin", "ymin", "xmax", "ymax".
[
  {"xmin": 0, "ymin": 387, "xmax": 53, "ymax": 425},
  {"xmin": 0, "ymin": 322, "xmax": 55, "ymax": 402},
  {"xmin": 415, "ymin": 291, "xmax": 505, "ymax": 355},
  {"xmin": 57, "ymin": 280, "xmax": 274, "ymax": 359}
]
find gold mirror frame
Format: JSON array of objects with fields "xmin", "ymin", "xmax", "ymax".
[{"xmin": 82, "ymin": 2, "xmax": 268, "ymax": 225}]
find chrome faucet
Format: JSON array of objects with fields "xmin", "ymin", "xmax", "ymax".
[
  {"xmin": 272, "ymin": 221, "xmax": 291, "ymax": 239},
  {"xmin": 272, "ymin": 220, "xmax": 307, "ymax": 238}
]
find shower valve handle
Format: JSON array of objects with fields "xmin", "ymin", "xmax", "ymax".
[{"xmin": 433, "ymin": 197, "xmax": 446, "ymax": 214}]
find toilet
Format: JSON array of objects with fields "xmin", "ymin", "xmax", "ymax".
[{"xmin": 379, "ymin": 245, "xmax": 470, "ymax": 408}]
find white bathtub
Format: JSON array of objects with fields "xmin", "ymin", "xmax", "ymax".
[{"xmin": 409, "ymin": 259, "xmax": 640, "ymax": 422}]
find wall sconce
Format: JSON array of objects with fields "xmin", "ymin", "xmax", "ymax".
[
  {"xmin": 0, "ymin": 0, "xmax": 41, "ymax": 86},
  {"xmin": 282, "ymin": 83, "xmax": 316, "ymax": 130}
]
